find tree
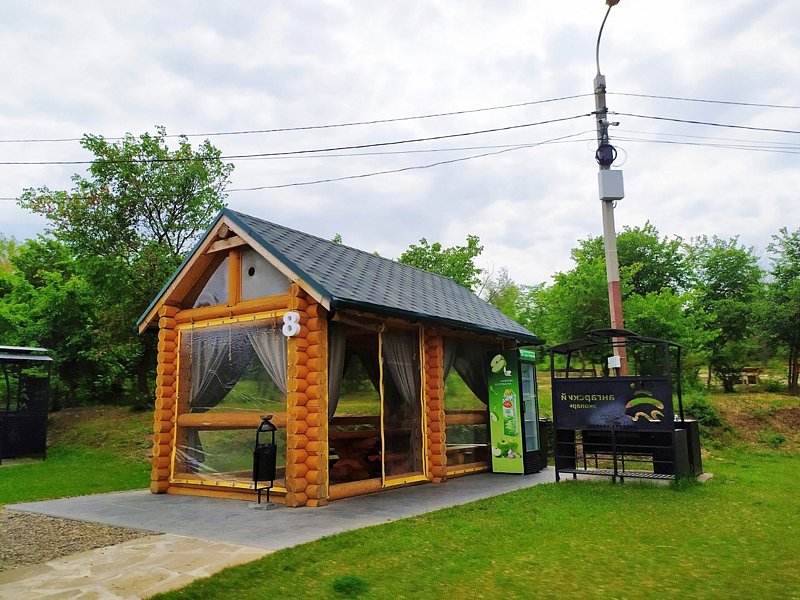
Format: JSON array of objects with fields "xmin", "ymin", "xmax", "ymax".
[
  {"xmin": 0, "ymin": 235, "xmax": 19, "ymax": 274},
  {"xmin": 482, "ymin": 268, "xmax": 524, "ymax": 321},
  {"xmin": 761, "ymin": 228, "xmax": 800, "ymax": 394},
  {"xmin": 18, "ymin": 128, "xmax": 233, "ymax": 406},
  {"xmin": 398, "ymin": 234, "xmax": 483, "ymax": 291},
  {"xmin": 689, "ymin": 236, "xmax": 763, "ymax": 392},
  {"xmin": 573, "ymin": 222, "xmax": 689, "ymax": 297}
]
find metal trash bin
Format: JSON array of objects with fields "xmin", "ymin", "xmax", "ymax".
[{"xmin": 253, "ymin": 415, "xmax": 277, "ymax": 504}]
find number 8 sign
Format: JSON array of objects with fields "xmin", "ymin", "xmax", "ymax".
[{"xmin": 282, "ymin": 311, "xmax": 301, "ymax": 337}]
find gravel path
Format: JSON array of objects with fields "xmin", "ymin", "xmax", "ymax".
[{"xmin": 0, "ymin": 507, "xmax": 152, "ymax": 572}]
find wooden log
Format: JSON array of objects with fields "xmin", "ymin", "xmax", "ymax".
[
  {"xmin": 305, "ymin": 385, "xmax": 324, "ymax": 400},
  {"xmin": 229, "ymin": 294, "xmax": 290, "ymax": 316},
  {"xmin": 156, "ymin": 385, "xmax": 176, "ymax": 398},
  {"xmin": 328, "ymin": 478, "xmax": 382, "ymax": 501},
  {"xmin": 287, "ymin": 378, "xmax": 308, "ymax": 393},
  {"xmin": 287, "ymin": 349, "xmax": 309, "ymax": 366},
  {"xmin": 285, "ymin": 491, "xmax": 308, "ymax": 507},
  {"xmin": 306, "ymin": 344, "xmax": 323, "ymax": 359},
  {"xmin": 159, "ymin": 316, "xmax": 177, "ymax": 330},
  {"xmin": 155, "ymin": 374, "xmax": 176, "ymax": 388},
  {"xmin": 305, "ymin": 398, "xmax": 323, "ymax": 412},
  {"xmin": 151, "ymin": 467, "xmax": 170, "ymax": 480},
  {"xmin": 304, "ymin": 484, "xmax": 321, "ymax": 498},
  {"xmin": 153, "ymin": 432, "xmax": 173, "ymax": 446},
  {"xmin": 286, "ymin": 448, "xmax": 309, "ymax": 464},
  {"xmin": 287, "ymin": 420, "xmax": 308, "ymax": 435},
  {"xmin": 153, "ymin": 421, "xmax": 173, "ymax": 434},
  {"xmin": 286, "ymin": 462, "xmax": 309, "ymax": 480},
  {"xmin": 304, "ymin": 440, "xmax": 324, "ymax": 454},
  {"xmin": 155, "ymin": 397, "xmax": 175, "ymax": 412},
  {"xmin": 304, "ymin": 371, "xmax": 325, "ymax": 386},
  {"xmin": 157, "ymin": 341, "xmax": 177, "ymax": 355},
  {"xmin": 304, "ymin": 426, "xmax": 321, "ymax": 440},
  {"xmin": 153, "ymin": 456, "xmax": 171, "ymax": 469},
  {"xmin": 427, "ymin": 356, "xmax": 443, "ymax": 368},
  {"xmin": 431, "ymin": 454, "xmax": 447, "ymax": 467},
  {"xmin": 288, "ymin": 364, "xmax": 309, "ymax": 379},
  {"xmin": 429, "ymin": 432, "xmax": 445, "ymax": 444},
  {"xmin": 305, "ymin": 454, "xmax": 327, "ymax": 471},
  {"xmin": 426, "ymin": 388, "xmax": 443, "ymax": 401},
  {"xmin": 289, "ymin": 406, "xmax": 309, "ymax": 421},
  {"xmin": 286, "ymin": 434, "xmax": 309, "ymax": 450},
  {"xmin": 158, "ymin": 352, "xmax": 177, "ymax": 364},
  {"xmin": 306, "ymin": 318, "xmax": 323, "ymax": 331},
  {"xmin": 287, "ymin": 392, "xmax": 307, "ymax": 407},
  {"xmin": 289, "ymin": 297, "xmax": 309, "ymax": 312},
  {"xmin": 428, "ymin": 421, "xmax": 443, "ymax": 433},
  {"xmin": 306, "ymin": 357, "xmax": 326, "ymax": 372},
  {"xmin": 305, "ymin": 498, "xmax": 328, "ymax": 507},
  {"xmin": 152, "ymin": 444, "xmax": 171, "ymax": 458},
  {"xmin": 156, "ymin": 363, "xmax": 176, "ymax": 376},
  {"xmin": 158, "ymin": 305, "xmax": 180, "ymax": 318},
  {"xmin": 150, "ymin": 480, "xmax": 169, "ymax": 494},
  {"xmin": 306, "ymin": 331, "xmax": 325, "ymax": 346},
  {"xmin": 158, "ymin": 329, "xmax": 178, "ymax": 342},
  {"xmin": 177, "ymin": 412, "xmax": 286, "ymax": 429},
  {"xmin": 305, "ymin": 412, "xmax": 322, "ymax": 427},
  {"xmin": 427, "ymin": 400, "xmax": 443, "ymax": 412},
  {"xmin": 304, "ymin": 469, "xmax": 326, "ymax": 485},
  {"xmin": 445, "ymin": 411, "xmax": 488, "ymax": 425},
  {"xmin": 304, "ymin": 304, "xmax": 323, "ymax": 318},
  {"xmin": 288, "ymin": 477, "xmax": 308, "ymax": 492}
]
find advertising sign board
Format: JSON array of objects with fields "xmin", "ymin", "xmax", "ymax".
[{"xmin": 487, "ymin": 350, "xmax": 524, "ymax": 473}]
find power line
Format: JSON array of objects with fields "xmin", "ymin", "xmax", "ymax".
[
  {"xmin": 612, "ymin": 92, "xmax": 800, "ymax": 110},
  {"xmin": 0, "ymin": 114, "xmax": 592, "ymax": 166},
  {"xmin": 0, "ymin": 93, "xmax": 593, "ymax": 144},
  {"xmin": 614, "ymin": 128, "xmax": 800, "ymax": 148},
  {"xmin": 0, "ymin": 131, "xmax": 596, "ymax": 200},
  {"xmin": 611, "ymin": 112, "xmax": 800, "ymax": 136},
  {"xmin": 613, "ymin": 136, "xmax": 800, "ymax": 155},
  {"xmin": 227, "ymin": 131, "xmax": 594, "ymax": 192}
]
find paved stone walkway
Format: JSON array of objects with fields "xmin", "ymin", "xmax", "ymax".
[
  {"xmin": 0, "ymin": 535, "xmax": 267, "ymax": 599},
  {"xmin": 3, "ymin": 469, "xmax": 555, "ymax": 598}
]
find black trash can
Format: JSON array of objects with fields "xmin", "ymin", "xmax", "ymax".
[{"xmin": 253, "ymin": 415, "xmax": 277, "ymax": 503}]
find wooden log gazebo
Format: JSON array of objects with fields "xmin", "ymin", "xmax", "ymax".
[{"xmin": 138, "ymin": 209, "xmax": 541, "ymax": 507}]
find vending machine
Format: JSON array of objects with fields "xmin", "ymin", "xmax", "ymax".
[{"xmin": 487, "ymin": 348, "xmax": 545, "ymax": 474}]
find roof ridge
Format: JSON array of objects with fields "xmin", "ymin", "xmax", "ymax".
[{"xmin": 225, "ymin": 208, "xmax": 479, "ymax": 291}]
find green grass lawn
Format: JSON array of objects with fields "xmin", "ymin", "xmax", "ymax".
[
  {"xmin": 0, "ymin": 406, "xmax": 151, "ymax": 505},
  {"xmin": 153, "ymin": 448, "xmax": 800, "ymax": 599}
]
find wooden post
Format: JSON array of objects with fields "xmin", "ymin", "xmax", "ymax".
[
  {"xmin": 151, "ymin": 304, "xmax": 179, "ymax": 494},
  {"xmin": 423, "ymin": 330, "xmax": 447, "ymax": 483},
  {"xmin": 284, "ymin": 284, "xmax": 329, "ymax": 507}
]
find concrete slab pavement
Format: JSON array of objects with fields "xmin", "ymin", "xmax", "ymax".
[{"xmin": 3, "ymin": 469, "xmax": 555, "ymax": 598}]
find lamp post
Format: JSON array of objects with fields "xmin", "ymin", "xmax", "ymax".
[{"xmin": 594, "ymin": 0, "xmax": 628, "ymax": 375}]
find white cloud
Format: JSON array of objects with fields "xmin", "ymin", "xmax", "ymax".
[{"xmin": 0, "ymin": 0, "xmax": 798, "ymax": 287}]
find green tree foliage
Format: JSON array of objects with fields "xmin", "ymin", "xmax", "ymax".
[
  {"xmin": 0, "ymin": 234, "xmax": 19, "ymax": 274},
  {"xmin": 398, "ymin": 235, "xmax": 483, "ymax": 291},
  {"xmin": 17, "ymin": 128, "xmax": 233, "ymax": 407},
  {"xmin": 573, "ymin": 221, "xmax": 689, "ymax": 296},
  {"xmin": 689, "ymin": 236, "xmax": 763, "ymax": 392},
  {"xmin": 761, "ymin": 228, "xmax": 800, "ymax": 394}
]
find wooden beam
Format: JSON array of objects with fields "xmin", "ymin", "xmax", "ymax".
[
  {"xmin": 327, "ymin": 478, "xmax": 382, "ymax": 501},
  {"xmin": 177, "ymin": 411, "xmax": 287, "ymax": 430},
  {"xmin": 206, "ymin": 235, "xmax": 246, "ymax": 253},
  {"xmin": 444, "ymin": 410, "xmax": 487, "ymax": 425}
]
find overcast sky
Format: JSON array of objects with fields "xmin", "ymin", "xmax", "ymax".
[{"xmin": 1, "ymin": 1, "xmax": 798, "ymax": 286}]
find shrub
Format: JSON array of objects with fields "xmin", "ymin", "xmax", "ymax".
[
  {"xmin": 762, "ymin": 379, "xmax": 785, "ymax": 393},
  {"xmin": 758, "ymin": 429, "xmax": 786, "ymax": 448},
  {"xmin": 683, "ymin": 393, "xmax": 722, "ymax": 427}
]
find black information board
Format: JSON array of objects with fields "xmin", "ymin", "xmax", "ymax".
[{"xmin": 552, "ymin": 376, "xmax": 674, "ymax": 432}]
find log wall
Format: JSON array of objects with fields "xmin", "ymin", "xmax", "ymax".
[
  {"xmin": 151, "ymin": 305, "xmax": 179, "ymax": 493},
  {"xmin": 423, "ymin": 331, "xmax": 447, "ymax": 483},
  {"xmin": 284, "ymin": 283, "xmax": 329, "ymax": 507}
]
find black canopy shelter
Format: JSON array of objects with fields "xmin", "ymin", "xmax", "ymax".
[{"xmin": 0, "ymin": 346, "xmax": 52, "ymax": 463}]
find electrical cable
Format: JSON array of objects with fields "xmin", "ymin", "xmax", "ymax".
[
  {"xmin": 0, "ymin": 93, "xmax": 593, "ymax": 144},
  {"xmin": 611, "ymin": 112, "xmax": 800, "ymax": 135},
  {"xmin": 611, "ymin": 92, "xmax": 800, "ymax": 110},
  {"xmin": 0, "ymin": 114, "xmax": 592, "ymax": 166},
  {"xmin": 227, "ymin": 131, "xmax": 592, "ymax": 191},
  {"xmin": 0, "ymin": 131, "xmax": 596, "ymax": 200}
]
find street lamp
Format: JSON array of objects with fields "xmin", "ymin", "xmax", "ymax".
[{"xmin": 594, "ymin": 0, "xmax": 628, "ymax": 375}]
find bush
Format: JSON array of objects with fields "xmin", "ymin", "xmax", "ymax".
[
  {"xmin": 762, "ymin": 379, "xmax": 785, "ymax": 393},
  {"xmin": 683, "ymin": 393, "xmax": 723, "ymax": 427},
  {"xmin": 758, "ymin": 429, "xmax": 786, "ymax": 448},
  {"xmin": 331, "ymin": 574, "xmax": 370, "ymax": 597}
]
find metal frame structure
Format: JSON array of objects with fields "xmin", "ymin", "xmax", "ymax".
[
  {"xmin": 0, "ymin": 346, "xmax": 52, "ymax": 464},
  {"xmin": 549, "ymin": 330, "xmax": 701, "ymax": 483}
]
